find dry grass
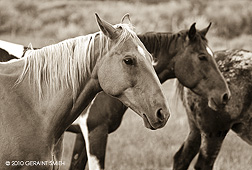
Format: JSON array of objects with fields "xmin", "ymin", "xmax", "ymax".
[
  {"xmin": 61, "ymin": 80, "xmax": 252, "ymax": 170},
  {"xmin": 0, "ymin": 0, "xmax": 252, "ymax": 51}
]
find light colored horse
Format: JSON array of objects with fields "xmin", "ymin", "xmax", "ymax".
[{"xmin": 0, "ymin": 14, "xmax": 170, "ymax": 170}]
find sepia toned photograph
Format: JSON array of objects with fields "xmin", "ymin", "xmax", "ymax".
[{"xmin": 0, "ymin": 0, "xmax": 251, "ymax": 169}]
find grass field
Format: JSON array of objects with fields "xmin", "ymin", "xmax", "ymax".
[
  {"xmin": 1, "ymin": 0, "xmax": 252, "ymax": 169},
  {"xmin": 60, "ymin": 80, "xmax": 252, "ymax": 170}
]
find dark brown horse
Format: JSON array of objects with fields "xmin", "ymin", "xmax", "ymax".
[
  {"xmin": 0, "ymin": 40, "xmax": 27, "ymax": 61},
  {"xmin": 173, "ymin": 49, "xmax": 252, "ymax": 170},
  {"xmin": 0, "ymin": 40, "xmax": 34, "ymax": 62},
  {"xmin": 0, "ymin": 48, "xmax": 19, "ymax": 62},
  {"xmin": 66, "ymin": 23, "xmax": 231, "ymax": 170}
]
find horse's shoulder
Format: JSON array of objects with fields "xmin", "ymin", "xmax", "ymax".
[{"xmin": 231, "ymin": 103, "xmax": 252, "ymax": 145}]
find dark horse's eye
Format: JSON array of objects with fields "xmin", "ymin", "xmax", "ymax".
[
  {"xmin": 123, "ymin": 57, "xmax": 134, "ymax": 65},
  {"xmin": 198, "ymin": 55, "xmax": 207, "ymax": 61}
]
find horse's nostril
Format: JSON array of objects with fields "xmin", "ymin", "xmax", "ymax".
[
  {"xmin": 222, "ymin": 93, "xmax": 229, "ymax": 104},
  {"xmin": 156, "ymin": 108, "xmax": 165, "ymax": 121}
]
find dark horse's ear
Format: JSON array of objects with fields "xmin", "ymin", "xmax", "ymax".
[
  {"xmin": 199, "ymin": 22, "xmax": 212, "ymax": 37},
  {"xmin": 95, "ymin": 13, "xmax": 120, "ymax": 40},
  {"xmin": 188, "ymin": 23, "xmax": 196, "ymax": 41}
]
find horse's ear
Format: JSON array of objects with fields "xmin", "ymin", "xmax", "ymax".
[
  {"xmin": 200, "ymin": 22, "xmax": 212, "ymax": 37},
  {"xmin": 188, "ymin": 23, "xmax": 196, "ymax": 41},
  {"xmin": 95, "ymin": 13, "xmax": 120, "ymax": 40},
  {"xmin": 121, "ymin": 13, "xmax": 131, "ymax": 25},
  {"xmin": 27, "ymin": 43, "xmax": 34, "ymax": 50}
]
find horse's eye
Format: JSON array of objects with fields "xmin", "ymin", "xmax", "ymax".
[
  {"xmin": 199, "ymin": 55, "xmax": 207, "ymax": 61},
  {"xmin": 123, "ymin": 58, "xmax": 134, "ymax": 65}
]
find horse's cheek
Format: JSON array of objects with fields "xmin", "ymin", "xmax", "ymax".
[
  {"xmin": 97, "ymin": 70, "xmax": 126, "ymax": 97},
  {"xmin": 175, "ymin": 57, "xmax": 195, "ymax": 86}
]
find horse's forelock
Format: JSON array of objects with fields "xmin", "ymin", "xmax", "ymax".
[
  {"xmin": 179, "ymin": 29, "xmax": 208, "ymax": 44},
  {"xmin": 113, "ymin": 23, "xmax": 138, "ymax": 47}
]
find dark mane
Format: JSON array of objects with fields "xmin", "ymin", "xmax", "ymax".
[
  {"xmin": 138, "ymin": 28, "xmax": 208, "ymax": 58},
  {"xmin": 138, "ymin": 32, "xmax": 180, "ymax": 57}
]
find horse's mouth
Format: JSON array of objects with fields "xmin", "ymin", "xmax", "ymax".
[
  {"xmin": 208, "ymin": 98, "xmax": 218, "ymax": 111},
  {"xmin": 208, "ymin": 97, "xmax": 227, "ymax": 111},
  {"xmin": 143, "ymin": 114, "xmax": 156, "ymax": 130}
]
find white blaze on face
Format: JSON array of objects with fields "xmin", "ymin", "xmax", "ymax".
[
  {"xmin": 79, "ymin": 98, "xmax": 101, "ymax": 170},
  {"xmin": 0, "ymin": 40, "xmax": 24, "ymax": 58},
  {"xmin": 138, "ymin": 45, "xmax": 146, "ymax": 59},
  {"xmin": 152, "ymin": 59, "xmax": 158, "ymax": 66},
  {"xmin": 206, "ymin": 46, "xmax": 214, "ymax": 57}
]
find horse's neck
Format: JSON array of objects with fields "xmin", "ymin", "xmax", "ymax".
[
  {"xmin": 0, "ymin": 60, "xmax": 25, "ymax": 79},
  {"xmin": 2, "ymin": 37, "xmax": 104, "ymax": 141},
  {"xmin": 45, "ymin": 35, "xmax": 110, "ymax": 140},
  {"xmin": 138, "ymin": 32, "xmax": 179, "ymax": 58},
  {"xmin": 50, "ymin": 78, "xmax": 101, "ymax": 140},
  {"xmin": 42, "ymin": 37, "xmax": 104, "ymax": 140}
]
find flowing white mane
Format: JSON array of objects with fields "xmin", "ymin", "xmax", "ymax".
[{"xmin": 15, "ymin": 23, "xmax": 137, "ymax": 100}]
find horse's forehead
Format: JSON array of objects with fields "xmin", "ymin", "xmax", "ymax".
[
  {"xmin": 190, "ymin": 40, "xmax": 213, "ymax": 58},
  {"xmin": 206, "ymin": 45, "xmax": 213, "ymax": 57},
  {"xmin": 137, "ymin": 45, "xmax": 147, "ymax": 58},
  {"xmin": 123, "ymin": 37, "xmax": 148, "ymax": 56}
]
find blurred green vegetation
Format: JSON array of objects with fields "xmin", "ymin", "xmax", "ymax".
[{"xmin": 0, "ymin": 0, "xmax": 251, "ymax": 42}]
